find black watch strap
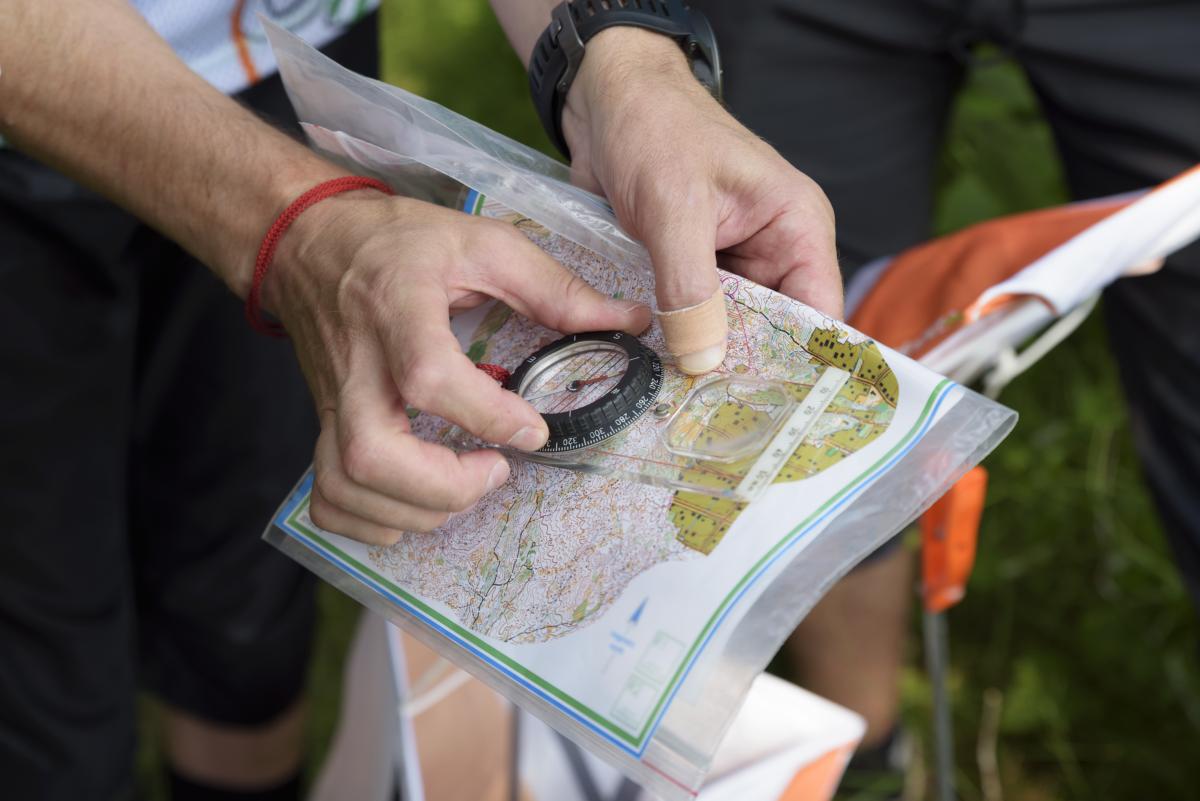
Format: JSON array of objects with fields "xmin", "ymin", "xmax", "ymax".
[{"xmin": 529, "ymin": 0, "xmax": 722, "ymax": 161}]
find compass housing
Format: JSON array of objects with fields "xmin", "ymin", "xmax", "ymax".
[{"xmin": 505, "ymin": 331, "xmax": 663, "ymax": 452}]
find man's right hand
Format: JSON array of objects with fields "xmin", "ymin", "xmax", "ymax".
[
  {"xmin": 267, "ymin": 193, "xmax": 651, "ymax": 544},
  {"xmin": 1, "ymin": 0, "xmax": 651, "ymax": 547}
]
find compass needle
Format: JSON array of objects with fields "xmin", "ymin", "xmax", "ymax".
[{"xmin": 503, "ymin": 331, "xmax": 662, "ymax": 452}]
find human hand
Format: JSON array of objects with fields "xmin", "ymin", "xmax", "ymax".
[
  {"xmin": 561, "ymin": 28, "xmax": 842, "ymax": 374},
  {"xmin": 265, "ymin": 192, "xmax": 651, "ymax": 544}
]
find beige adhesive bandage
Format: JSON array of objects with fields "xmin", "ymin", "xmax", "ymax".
[{"xmin": 655, "ymin": 287, "xmax": 729, "ymax": 374}]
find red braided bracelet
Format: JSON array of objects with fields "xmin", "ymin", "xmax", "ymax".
[
  {"xmin": 475, "ymin": 363, "xmax": 512, "ymax": 384},
  {"xmin": 246, "ymin": 175, "xmax": 394, "ymax": 337}
]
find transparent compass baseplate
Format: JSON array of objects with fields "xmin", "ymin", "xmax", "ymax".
[{"xmin": 448, "ymin": 372, "xmax": 843, "ymax": 502}]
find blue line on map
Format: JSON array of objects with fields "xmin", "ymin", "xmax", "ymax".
[
  {"xmin": 641, "ymin": 384, "xmax": 956, "ymax": 750},
  {"xmin": 277, "ymin": 381, "xmax": 956, "ymax": 757}
]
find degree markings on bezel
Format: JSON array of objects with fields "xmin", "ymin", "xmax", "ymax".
[{"xmin": 503, "ymin": 331, "xmax": 662, "ymax": 453}]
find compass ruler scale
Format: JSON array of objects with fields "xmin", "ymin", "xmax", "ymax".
[
  {"xmin": 734, "ymin": 368, "xmax": 850, "ymax": 499},
  {"xmin": 489, "ymin": 329, "xmax": 851, "ymax": 503}
]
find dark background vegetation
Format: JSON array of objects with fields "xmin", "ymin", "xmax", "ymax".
[{"xmin": 145, "ymin": 2, "xmax": 1200, "ymax": 799}]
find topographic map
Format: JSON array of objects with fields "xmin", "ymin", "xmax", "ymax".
[{"xmin": 367, "ymin": 202, "xmax": 898, "ymax": 644}]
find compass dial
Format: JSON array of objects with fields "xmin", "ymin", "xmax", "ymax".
[{"xmin": 505, "ymin": 331, "xmax": 663, "ymax": 453}]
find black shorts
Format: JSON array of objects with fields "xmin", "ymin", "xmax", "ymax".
[
  {"xmin": 693, "ymin": 0, "xmax": 1200, "ymax": 588},
  {"xmin": 0, "ymin": 18, "xmax": 378, "ymax": 801}
]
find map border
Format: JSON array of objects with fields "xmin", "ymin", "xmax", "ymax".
[{"xmin": 273, "ymin": 378, "xmax": 954, "ymax": 757}]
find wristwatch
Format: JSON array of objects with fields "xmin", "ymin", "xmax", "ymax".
[{"xmin": 528, "ymin": 0, "xmax": 723, "ymax": 160}]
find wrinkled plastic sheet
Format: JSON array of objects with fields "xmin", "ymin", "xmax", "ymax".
[{"xmin": 262, "ymin": 22, "xmax": 1016, "ymax": 800}]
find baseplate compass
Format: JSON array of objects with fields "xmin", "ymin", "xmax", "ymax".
[{"xmin": 504, "ymin": 331, "xmax": 663, "ymax": 453}]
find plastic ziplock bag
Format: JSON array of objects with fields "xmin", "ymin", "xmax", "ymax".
[{"xmin": 262, "ymin": 23, "xmax": 1017, "ymax": 800}]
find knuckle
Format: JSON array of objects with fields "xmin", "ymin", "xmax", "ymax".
[
  {"xmin": 398, "ymin": 356, "xmax": 447, "ymax": 408},
  {"xmin": 774, "ymin": 211, "xmax": 807, "ymax": 244},
  {"xmin": 337, "ymin": 248, "xmax": 389, "ymax": 313},
  {"xmin": 467, "ymin": 218, "xmax": 522, "ymax": 260},
  {"xmin": 340, "ymin": 433, "xmax": 381, "ymax": 487},
  {"xmin": 813, "ymin": 188, "xmax": 835, "ymax": 226},
  {"xmin": 792, "ymin": 172, "xmax": 835, "ymax": 225},
  {"xmin": 468, "ymin": 399, "xmax": 523, "ymax": 449},
  {"xmin": 312, "ymin": 464, "xmax": 348, "ymax": 509},
  {"xmin": 641, "ymin": 172, "xmax": 691, "ymax": 218},
  {"xmin": 308, "ymin": 490, "xmax": 337, "ymax": 532},
  {"xmin": 776, "ymin": 204, "xmax": 834, "ymax": 261}
]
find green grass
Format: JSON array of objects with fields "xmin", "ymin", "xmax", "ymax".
[{"xmin": 141, "ymin": 4, "xmax": 1200, "ymax": 799}]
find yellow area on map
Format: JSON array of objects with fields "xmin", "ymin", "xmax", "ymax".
[
  {"xmin": 670, "ymin": 327, "xmax": 895, "ymax": 555},
  {"xmin": 805, "ymin": 326, "xmax": 898, "ymax": 408}
]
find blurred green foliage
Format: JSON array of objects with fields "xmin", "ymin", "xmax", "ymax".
[
  {"xmin": 380, "ymin": 0, "xmax": 552, "ymax": 152},
  {"xmin": 146, "ymin": 4, "xmax": 1200, "ymax": 800}
]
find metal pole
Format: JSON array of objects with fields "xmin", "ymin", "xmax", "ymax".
[{"xmin": 923, "ymin": 608, "xmax": 956, "ymax": 801}]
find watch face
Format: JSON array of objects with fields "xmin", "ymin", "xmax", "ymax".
[{"xmin": 506, "ymin": 331, "xmax": 663, "ymax": 452}]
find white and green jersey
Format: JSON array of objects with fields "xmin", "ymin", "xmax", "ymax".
[{"xmin": 130, "ymin": 1, "xmax": 380, "ymax": 94}]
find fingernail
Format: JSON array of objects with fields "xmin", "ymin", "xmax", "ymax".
[
  {"xmin": 619, "ymin": 300, "xmax": 650, "ymax": 314},
  {"xmin": 676, "ymin": 343, "xmax": 727, "ymax": 375},
  {"xmin": 506, "ymin": 425, "xmax": 547, "ymax": 451},
  {"xmin": 486, "ymin": 460, "xmax": 510, "ymax": 493}
]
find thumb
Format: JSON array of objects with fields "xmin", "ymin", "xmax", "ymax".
[
  {"xmin": 478, "ymin": 223, "xmax": 652, "ymax": 335},
  {"xmin": 640, "ymin": 211, "xmax": 728, "ymax": 375}
]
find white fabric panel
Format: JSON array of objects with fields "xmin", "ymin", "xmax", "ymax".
[
  {"xmin": 971, "ymin": 168, "xmax": 1200, "ymax": 316},
  {"xmin": 130, "ymin": 1, "xmax": 380, "ymax": 94}
]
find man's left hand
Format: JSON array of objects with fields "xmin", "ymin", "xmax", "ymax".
[{"xmin": 560, "ymin": 27, "xmax": 842, "ymax": 373}]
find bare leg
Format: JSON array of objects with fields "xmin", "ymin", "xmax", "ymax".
[
  {"xmin": 401, "ymin": 633, "xmax": 513, "ymax": 801},
  {"xmin": 784, "ymin": 545, "xmax": 914, "ymax": 748},
  {"xmin": 163, "ymin": 701, "xmax": 306, "ymax": 790}
]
